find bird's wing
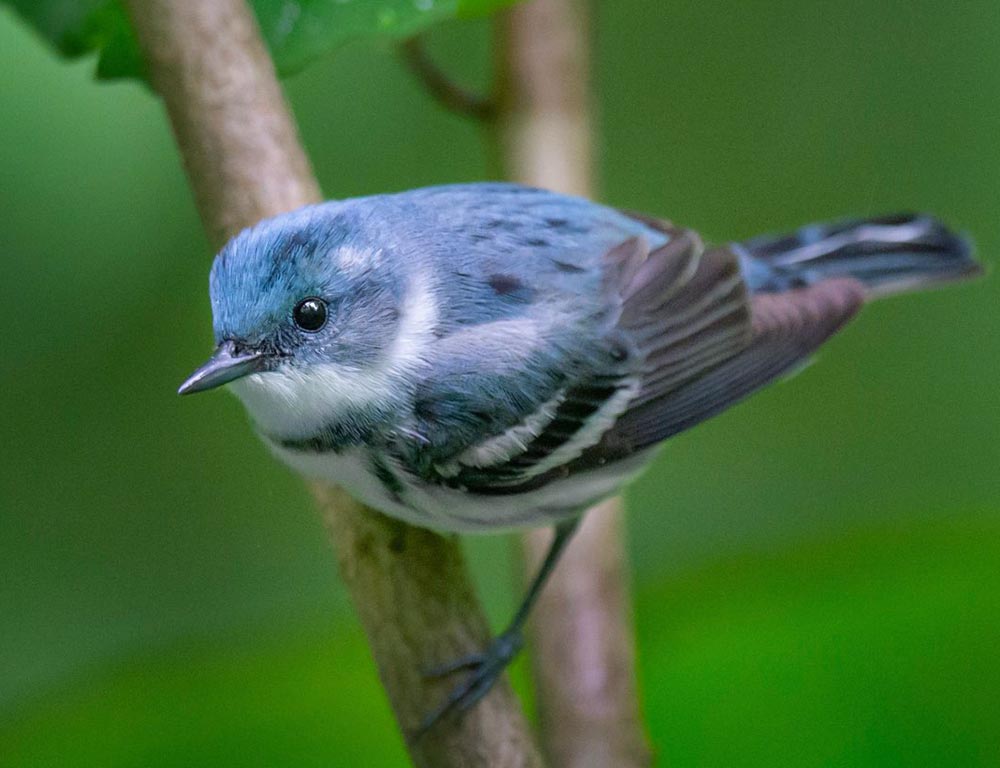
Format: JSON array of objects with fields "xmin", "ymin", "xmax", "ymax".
[
  {"xmin": 430, "ymin": 226, "xmax": 747, "ymax": 493},
  {"xmin": 403, "ymin": 225, "xmax": 718, "ymax": 492},
  {"xmin": 403, "ymin": 308, "xmax": 637, "ymax": 488},
  {"xmin": 406, "ymin": 220, "xmax": 864, "ymax": 494},
  {"xmin": 570, "ymin": 219, "xmax": 867, "ymax": 471}
]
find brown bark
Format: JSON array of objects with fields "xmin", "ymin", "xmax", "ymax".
[
  {"xmin": 123, "ymin": 1, "xmax": 542, "ymax": 765},
  {"xmin": 497, "ymin": 1, "xmax": 652, "ymax": 766},
  {"xmin": 122, "ymin": 0, "xmax": 319, "ymax": 248},
  {"xmin": 519, "ymin": 502, "xmax": 651, "ymax": 768},
  {"xmin": 315, "ymin": 486, "xmax": 545, "ymax": 766}
]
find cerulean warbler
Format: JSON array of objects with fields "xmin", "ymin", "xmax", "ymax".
[{"xmin": 180, "ymin": 183, "xmax": 980, "ymax": 730}]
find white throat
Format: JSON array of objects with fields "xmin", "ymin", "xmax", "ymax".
[{"xmin": 228, "ymin": 273, "xmax": 438, "ymax": 438}]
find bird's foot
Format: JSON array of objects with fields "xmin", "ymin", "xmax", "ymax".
[{"xmin": 416, "ymin": 630, "xmax": 524, "ymax": 737}]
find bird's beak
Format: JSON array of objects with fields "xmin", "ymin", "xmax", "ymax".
[{"xmin": 178, "ymin": 341, "xmax": 268, "ymax": 395}]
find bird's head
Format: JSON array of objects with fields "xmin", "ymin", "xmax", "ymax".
[{"xmin": 179, "ymin": 203, "xmax": 429, "ymax": 439}]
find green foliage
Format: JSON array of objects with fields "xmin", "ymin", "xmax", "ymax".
[
  {"xmin": 2, "ymin": 1, "xmax": 999, "ymax": 766},
  {"xmin": 4, "ymin": 518, "xmax": 999, "ymax": 767},
  {"xmin": 1, "ymin": 0, "xmax": 518, "ymax": 79}
]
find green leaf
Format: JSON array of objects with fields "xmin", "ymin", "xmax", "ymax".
[
  {"xmin": 250, "ymin": 0, "xmax": 497, "ymax": 77},
  {"xmin": 2, "ymin": 0, "xmax": 522, "ymax": 81}
]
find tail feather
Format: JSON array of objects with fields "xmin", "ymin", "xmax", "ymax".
[{"xmin": 737, "ymin": 213, "xmax": 982, "ymax": 298}]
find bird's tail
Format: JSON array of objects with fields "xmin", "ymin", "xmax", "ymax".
[{"xmin": 736, "ymin": 213, "xmax": 982, "ymax": 298}]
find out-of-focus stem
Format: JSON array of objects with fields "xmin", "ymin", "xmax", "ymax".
[
  {"xmin": 123, "ymin": 1, "xmax": 543, "ymax": 765},
  {"xmin": 401, "ymin": 37, "xmax": 497, "ymax": 121},
  {"xmin": 496, "ymin": 1, "xmax": 652, "ymax": 765}
]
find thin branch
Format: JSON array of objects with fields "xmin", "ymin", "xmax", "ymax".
[
  {"xmin": 496, "ymin": 1, "xmax": 653, "ymax": 765},
  {"xmin": 400, "ymin": 36, "xmax": 497, "ymax": 122},
  {"xmin": 317, "ymin": 486, "xmax": 544, "ymax": 765},
  {"xmin": 121, "ymin": 1, "xmax": 543, "ymax": 765},
  {"xmin": 520, "ymin": 502, "xmax": 651, "ymax": 767},
  {"xmin": 123, "ymin": 0, "xmax": 319, "ymax": 248}
]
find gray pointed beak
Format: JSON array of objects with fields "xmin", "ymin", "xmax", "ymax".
[{"xmin": 178, "ymin": 341, "xmax": 268, "ymax": 395}]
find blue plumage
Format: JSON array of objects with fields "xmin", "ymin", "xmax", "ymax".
[
  {"xmin": 736, "ymin": 212, "xmax": 977, "ymax": 295},
  {"xmin": 180, "ymin": 182, "xmax": 980, "ymax": 729},
  {"xmin": 192, "ymin": 182, "xmax": 980, "ymax": 524},
  {"xmin": 211, "ymin": 184, "xmax": 657, "ymax": 340}
]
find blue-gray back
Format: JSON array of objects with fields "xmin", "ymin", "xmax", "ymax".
[{"xmin": 326, "ymin": 183, "xmax": 668, "ymax": 331}]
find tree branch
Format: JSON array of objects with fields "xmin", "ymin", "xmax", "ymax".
[
  {"xmin": 122, "ymin": 1, "xmax": 542, "ymax": 765},
  {"xmin": 496, "ymin": 1, "xmax": 652, "ymax": 765},
  {"xmin": 400, "ymin": 37, "xmax": 496, "ymax": 122}
]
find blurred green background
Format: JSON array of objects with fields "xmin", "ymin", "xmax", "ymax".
[{"xmin": 2, "ymin": 1, "xmax": 998, "ymax": 765}]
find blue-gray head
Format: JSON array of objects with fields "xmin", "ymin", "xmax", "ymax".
[{"xmin": 179, "ymin": 203, "xmax": 430, "ymax": 438}]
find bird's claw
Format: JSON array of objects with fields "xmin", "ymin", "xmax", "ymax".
[
  {"xmin": 422, "ymin": 652, "xmax": 488, "ymax": 678},
  {"xmin": 415, "ymin": 630, "xmax": 524, "ymax": 738}
]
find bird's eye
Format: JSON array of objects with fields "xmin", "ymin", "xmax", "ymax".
[{"xmin": 293, "ymin": 297, "xmax": 328, "ymax": 332}]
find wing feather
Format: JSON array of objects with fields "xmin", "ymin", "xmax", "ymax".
[
  {"xmin": 419, "ymin": 217, "xmax": 866, "ymax": 497},
  {"xmin": 591, "ymin": 276, "xmax": 865, "ymax": 456},
  {"xmin": 430, "ymin": 224, "xmax": 755, "ymax": 492}
]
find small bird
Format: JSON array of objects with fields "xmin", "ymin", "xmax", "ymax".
[{"xmin": 180, "ymin": 182, "xmax": 981, "ymax": 731}]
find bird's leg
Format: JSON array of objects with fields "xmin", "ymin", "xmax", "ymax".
[{"xmin": 416, "ymin": 516, "xmax": 581, "ymax": 736}]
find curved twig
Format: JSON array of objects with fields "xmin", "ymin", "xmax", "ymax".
[{"xmin": 400, "ymin": 36, "xmax": 497, "ymax": 122}]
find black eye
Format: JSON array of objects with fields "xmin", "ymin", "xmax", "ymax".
[{"xmin": 293, "ymin": 297, "xmax": 327, "ymax": 332}]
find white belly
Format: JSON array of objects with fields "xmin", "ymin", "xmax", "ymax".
[{"xmin": 265, "ymin": 440, "xmax": 655, "ymax": 534}]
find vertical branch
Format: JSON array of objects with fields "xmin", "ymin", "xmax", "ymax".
[
  {"xmin": 496, "ymin": 1, "xmax": 652, "ymax": 766},
  {"xmin": 316, "ymin": 486, "xmax": 545, "ymax": 767},
  {"xmin": 123, "ymin": 1, "xmax": 543, "ymax": 766},
  {"xmin": 124, "ymin": 0, "xmax": 319, "ymax": 245},
  {"xmin": 518, "ymin": 503, "xmax": 650, "ymax": 768}
]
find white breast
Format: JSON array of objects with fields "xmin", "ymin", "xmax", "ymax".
[{"xmin": 266, "ymin": 437, "xmax": 657, "ymax": 534}]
